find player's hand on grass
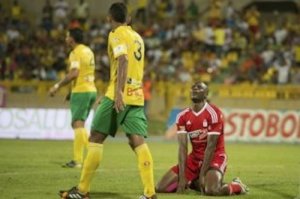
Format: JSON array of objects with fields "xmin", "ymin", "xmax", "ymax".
[
  {"xmin": 49, "ymin": 84, "xmax": 59, "ymax": 97},
  {"xmin": 114, "ymin": 91, "xmax": 125, "ymax": 113},
  {"xmin": 199, "ymin": 172, "xmax": 205, "ymax": 194}
]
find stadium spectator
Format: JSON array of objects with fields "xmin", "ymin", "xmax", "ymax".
[
  {"xmin": 244, "ymin": 6, "xmax": 260, "ymax": 40},
  {"xmin": 148, "ymin": 0, "xmax": 158, "ymax": 20},
  {"xmin": 207, "ymin": 0, "xmax": 222, "ymax": 26},
  {"xmin": 0, "ymin": 0, "xmax": 300, "ymax": 88},
  {"xmin": 213, "ymin": 21, "xmax": 226, "ymax": 57},
  {"xmin": 136, "ymin": 0, "xmax": 148, "ymax": 24},
  {"xmin": 157, "ymin": 0, "xmax": 174, "ymax": 19},
  {"xmin": 186, "ymin": 0, "xmax": 199, "ymax": 20},
  {"xmin": 203, "ymin": 22, "xmax": 215, "ymax": 52},
  {"xmin": 49, "ymin": 28, "xmax": 97, "ymax": 168},
  {"xmin": 224, "ymin": 0, "xmax": 236, "ymax": 28},
  {"xmin": 53, "ymin": 0, "xmax": 69, "ymax": 26},
  {"xmin": 10, "ymin": 0, "xmax": 22, "ymax": 26},
  {"xmin": 291, "ymin": 68, "xmax": 300, "ymax": 84},
  {"xmin": 274, "ymin": 23, "xmax": 288, "ymax": 46},
  {"xmin": 156, "ymin": 82, "xmax": 249, "ymax": 196},
  {"xmin": 273, "ymin": 55, "xmax": 291, "ymax": 84},
  {"xmin": 73, "ymin": 0, "xmax": 89, "ymax": 27},
  {"xmin": 261, "ymin": 44, "xmax": 275, "ymax": 69},
  {"xmin": 41, "ymin": 0, "xmax": 54, "ymax": 32},
  {"xmin": 59, "ymin": 3, "xmax": 157, "ymax": 199},
  {"xmin": 175, "ymin": 0, "xmax": 185, "ymax": 20}
]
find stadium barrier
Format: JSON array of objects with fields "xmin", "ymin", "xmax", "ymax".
[
  {"xmin": 0, "ymin": 108, "xmax": 93, "ymax": 140},
  {"xmin": 0, "ymin": 108, "xmax": 299, "ymax": 143},
  {"xmin": 167, "ymin": 108, "xmax": 300, "ymax": 143}
]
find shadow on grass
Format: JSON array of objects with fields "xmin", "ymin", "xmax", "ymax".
[{"xmin": 91, "ymin": 191, "xmax": 134, "ymax": 199}]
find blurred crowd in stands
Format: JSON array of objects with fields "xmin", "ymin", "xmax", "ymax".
[{"xmin": 1, "ymin": 0, "xmax": 300, "ymax": 85}]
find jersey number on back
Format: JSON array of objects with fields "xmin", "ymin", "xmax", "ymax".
[{"xmin": 134, "ymin": 40, "xmax": 142, "ymax": 61}]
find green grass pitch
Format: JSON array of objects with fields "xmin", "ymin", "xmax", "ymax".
[{"xmin": 0, "ymin": 139, "xmax": 299, "ymax": 199}]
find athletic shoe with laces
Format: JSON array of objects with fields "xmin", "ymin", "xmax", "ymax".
[
  {"xmin": 232, "ymin": 177, "xmax": 249, "ymax": 194},
  {"xmin": 59, "ymin": 186, "xmax": 89, "ymax": 199},
  {"xmin": 62, "ymin": 160, "xmax": 82, "ymax": 168},
  {"xmin": 139, "ymin": 194, "xmax": 157, "ymax": 199}
]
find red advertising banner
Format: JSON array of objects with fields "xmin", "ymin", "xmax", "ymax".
[
  {"xmin": 166, "ymin": 109, "xmax": 300, "ymax": 143},
  {"xmin": 223, "ymin": 109, "xmax": 300, "ymax": 143}
]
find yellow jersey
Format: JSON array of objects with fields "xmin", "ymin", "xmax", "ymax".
[
  {"xmin": 69, "ymin": 44, "xmax": 97, "ymax": 93},
  {"xmin": 106, "ymin": 25, "xmax": 144, "ymax": 106}
]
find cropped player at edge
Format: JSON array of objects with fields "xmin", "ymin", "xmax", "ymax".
[
  {"xmin": 156, "ymin": 82, "xmax": 249, "ymax": 196},
  {"xmin": 49, "ymin": 28, "xmax": 97, "ymax": 168},
  {"xmin": 59, "ymin": 2, "xmax": 157, "ymax": 199}
]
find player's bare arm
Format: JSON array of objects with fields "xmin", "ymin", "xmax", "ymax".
[
  {"xmin": 177, "ymin": 129, "xmax": 188, "ymax": 193},
  {"xmin": 114, "ymin": 54, "xmax": 128, "ymax": 112},
  {"xmin": 49, "ymin": 68, "xmax": 79, "ymax": 97},
  {"xmin": 199, "ymin": 134, "xmax": 219, "ymax": 191}
]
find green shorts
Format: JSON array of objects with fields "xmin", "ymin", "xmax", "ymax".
[
  {"xmin": 70, "ymin": 92, "xmax": 97, "ymax": 122},
  {"xmin": 91, "ymin": 97, "xmax": 148, "ymax": 137}
]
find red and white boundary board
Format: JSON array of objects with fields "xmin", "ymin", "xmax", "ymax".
[
  {"xmin": 223, "ymin": 109, "xmax": 300, "ymax": 143},
  {"xmin": 0, "ymin": 108, "xmax": 93, "ymax": 140},
  {"xmin": 0, "ymin": 108, "xmax": 300, "ymax": 143}
]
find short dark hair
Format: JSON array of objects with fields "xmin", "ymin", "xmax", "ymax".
[
  {"xmin": 109, "ymin": 2, "xmax": 127, "ymax": 23},
  {"xmin": 69, "ymin": 28, "xmax": 83, "ymax": 43}
]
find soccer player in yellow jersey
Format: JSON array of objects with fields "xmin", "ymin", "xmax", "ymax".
[
  {"xmin": 49, "ymin": 28, "xmax": 97, "ymax": 168},
  {"xmin": 59, "ymin": 2, "xmax": 157, "ymax": 199}
]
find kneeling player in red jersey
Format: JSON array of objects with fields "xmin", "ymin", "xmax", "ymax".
[{"xmin": 156, "ymin": 82, "xmax": 249, "ymax": 196}]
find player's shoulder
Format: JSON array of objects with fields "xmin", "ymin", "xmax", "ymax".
[
  {"xmin": 206, "ymin": 103, "xmax": 222, "ymax": 112},
  {"xmin": 74, "ymin": 44, "xmax": 92, "ymax": 55},
  {"xmin": 205, "ymin": 103, "xmax": 223, "ymax": 118},
  {"xmin": 176, "ymin": 108, "xmax": 191, "ymax": 120},
  {"xmin": 111, "ymin": 26, "xmax": 127, "ymax": 37}
]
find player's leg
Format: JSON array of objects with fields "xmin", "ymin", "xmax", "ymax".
[
  {"xmin": 127, "ymin": 134, "xmax": 157, "ymax": 199},
  {"xmin": 67, "ymin": 92, "xmax": 96, "ymax": 168},
  {"xmin": 77, "ymin": 131, "xmax": 107, "ymax": 194},
  {"xmin": 121, "ymin": 106, "xmax": 156, "ymax": 199},
  {"xmin": 60, "ymin": 97, "xmax": 118, "ymax": 199},
  {"xmin": 67, "ymin": 93, "xmax": 87, "ymax": 168},
  {"xmin": 156, "ymin": 169, "xmax": 179, "ymax": 193},
  {"xmin": 204, "ymin": 169, "xmax": 223, "ymax": 195},
  {"xmin": 60, "ymin": 131, "xmax": 107, "ymax": 199},
  {"xmin": 204, "ymin": 169, "xmax": 248, "ymax": 196},
  {"xmin": 204, "ymin": 154, "xmax": 248, "ymax": 196},
  {"xmin": 156, "ymin": 155, "xmax": 201, "ymax": 193}
]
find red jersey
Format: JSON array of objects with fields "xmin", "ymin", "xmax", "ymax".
[{"xmin": 176, "ymin": 102, "xmax": 226, "ymax": 160}]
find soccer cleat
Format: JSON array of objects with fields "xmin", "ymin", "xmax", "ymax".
[
  {"xmin": 232, "ymin": 177, "xmax": 249, "ymax": 194},
  {"xmin": 139, "ymin": 194, "xmax": 157, "ymax": 199},
  {"xmin": 62, "ymin": 160, "xmax": 82, "ymax": 168},
  {"xmin": 59, "ymin": 186, "xmax": 89, "ymax": 199}
]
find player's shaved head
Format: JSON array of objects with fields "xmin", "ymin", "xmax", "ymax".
[
  {"xmin": 109, "ymin": 2, "xmax": 127, "ymax": 23},
  {"xmin": 191, "ymin": 82, "xmax": 208, "ymax": 103},
  {"xmin": 194, "ymin": 81, "xmax": 208, "ymax": 90}
]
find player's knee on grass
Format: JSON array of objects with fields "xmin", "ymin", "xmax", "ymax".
[
  {"xmin": 204, "ymin": 169, "xmax": 223, "ymax": 196},
  {"xmin": 155, "ymin": 182, "xmax": 177, "ymax": 193},
  {"xmin": 155, "ymin": 170, "xmax": 178, "ymax": 193}
]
